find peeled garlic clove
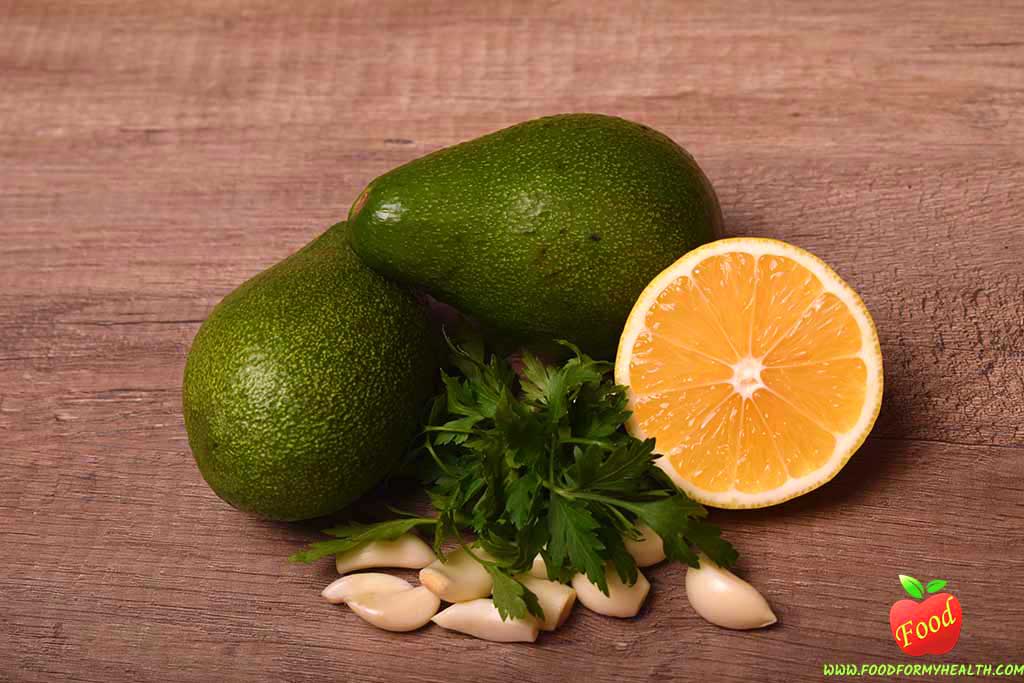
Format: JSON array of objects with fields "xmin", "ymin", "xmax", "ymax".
[
  {"xmin": 623, "ymin": 524, "xmax": 665, "ymax": 567},
  {"xmin": 529, "ymin": 554, "xmax": 548, "ymax": 579},
  {"xmin": 322, "ymin": 573, "xmax": 412, "ymax": 604},
  {"xmin": 686, "ymin": 553, "xmax": 777, "ymax": 630},
  {"xmin": 572, "ymin": 565, "xmax": 650, "ymax": 618},
  {"xmin": 334, "ymin": 534, "xmax": 435, "ymax": 575},
  {"xmin": 431, "ymin": 599, "xmax": 539, "ymax": 643},
  {"xmin": 419, "ymin": 546, "xmax": 494, "ymax": 602},
  {"xmin": 515, "ymin": 574, "xmax": 576, "ymax": 631},
  {"xmin": 347, "ymin": 585, "xmax": 441, "ymax": 632}
]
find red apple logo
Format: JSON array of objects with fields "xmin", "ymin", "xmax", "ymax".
[{"xmin": 889, "ymin": 575, "xmax": 963, "ymax": 656}]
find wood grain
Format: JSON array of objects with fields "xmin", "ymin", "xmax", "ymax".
[{"xmin": 2, "ymin": 1, "xmax": 1023, "ymax": 681}]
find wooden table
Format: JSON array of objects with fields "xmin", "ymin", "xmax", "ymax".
[{"xmin": 3, "ymin": 2, "xmax": 1023, "ymax": 681}]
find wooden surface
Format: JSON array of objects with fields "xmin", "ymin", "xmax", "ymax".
[{"xmin": 2, "ymin": 2, "xmax": 1023, "ymax": 681}]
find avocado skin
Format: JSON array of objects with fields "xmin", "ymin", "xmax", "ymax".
[
  {"xmin": 182, "ymin": 223, "xmax": 437, "ymax": 521},
  {"xmin": 348, "ymin": 113, "xmax": 723, "ymax": 359}
]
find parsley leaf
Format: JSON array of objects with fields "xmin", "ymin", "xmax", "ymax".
[
  {"xmin": 587, "ymin": 438, "xmax": 659, "ymax": 494},
  {"xmin": 289, "ymin": 517, "xmax": 436, "ymax": 563},
  {"xmin": 548, "ymin": 493, "xmax": 608, "ymax": 592},
  {"xmin": 686, "ymin": 517, "xmax": 740, "ymax": 568},
  {"xmin": 488, "ymin": 566, "xmax": 543, "ymax": 621},
  {"xmin": 291, "ymin": 337, "xmax": 738, "ymax": 619}
]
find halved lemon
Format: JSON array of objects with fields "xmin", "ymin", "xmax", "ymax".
[{"xmin": 615, "ymin": 238, "xmax": 883, "ymax": 508}]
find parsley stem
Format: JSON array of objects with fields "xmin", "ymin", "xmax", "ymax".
[
  {"xmin": 424, "ymin": 438, "xmax": 454, "ymax": 476},
  {"xmin": 457, "ymin": 538, "xmax": 491, "ymax": 568},
  {"xmin": 548, "ymin": 434, "xmax": 557, "ymax": 485},
  {"xmin": 551, "ymin": 489, "xmax": 635, "ymax": 510},
  {"xmin": 423, "ymin": 426, "xmax": 479, "ymax": 435},
  {"xmin": 602, "ymin": 503, "xmax": 633, "ymax": 530},
  {"xmin": 561, "ymin": 437, "xmax": 613, "ymax": 448}
]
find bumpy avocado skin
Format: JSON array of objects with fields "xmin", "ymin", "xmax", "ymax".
[
  {"xmin": 182, "ymin": 223, "xmax": 437, "ymax": 521},
  {"xmin": 348, "ymin": 113, "xmax": 723, "ymax": 359}
]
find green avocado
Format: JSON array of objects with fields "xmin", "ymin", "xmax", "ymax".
[
  {"xmin": 182, "ymin": 223, "xmax": 437, "ymax": 521},
  {"xmin": 347, "ymin": 113, "xmax": 723, "ymax": 358}
]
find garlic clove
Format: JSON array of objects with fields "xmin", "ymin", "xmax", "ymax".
[
  {"xmin": 431, "ymin": 599, "xmax": 539, "ymax": 643},
  {"xmin": 419, "ymin": 546, "xmax": 494, "ymax": 602},
  {"xmin": 685, "ymin": 553, "xmax": 777, "ymax": 630},
  {"xmin": 347, "ymin": 586, "xmax": 441, "ymax": 632},
  {"xmin": 572, "ymin": 565, "xmax": 650, "ymax": 618},
  {"xmin": 322, "ymin": 573, "xmax": 412, "ymax": 604},
  {"xmin": 529, "ymin": 554, "xmax": 548, "ymax": 579},
  {"xmin": 515, "ymin": 574, "xmax": 576, "ymax": 631},
  {"xmin": 623, "ymin": 524, "xmax": 666, "ymax": 567},
  {"xmin": 334, "ymin": 534, "xmax": 435, "ymax": 575}
]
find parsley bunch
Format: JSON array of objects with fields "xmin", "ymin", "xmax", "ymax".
[{"xmin": 292, "ymin": 339, "xmax": 737, "ymax": 621}]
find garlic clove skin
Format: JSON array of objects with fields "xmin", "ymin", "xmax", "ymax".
[
  {"xmin": 431, "ymin": 599, "xmax": 539, "ymax": 643},
  {"xmin": 623, "ymin": 524, "xmax": 666, "ymax": 567},
  {"xmin": 572, "ymin": 565, "xmax": 650, "ymax": 618},
  {"xmin": 419, "ymin": 546, "xmax": 494, "ymax": 603},
  {"xmin": 515, "ymin": 574, "xmax": 576, "ymax": 631},
  {"xmin": 334, "ymin": 535, "xmax": 435, "ymax": 575},
  {"xmin": 347, "ymin": 586, "xmax": 441, "ymax": 632},
  {"xmin": 322, "ymin": 573, "xmax": 412, "ymax": 605},
  {"xmin": 685, "ymin": 553, "xmax": 777, "ymax": 630},
  {"xmin": 529, "ymin": 554, "xmax": 548, "ymax": 579}
]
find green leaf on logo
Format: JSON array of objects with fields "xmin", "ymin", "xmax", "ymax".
[
  {"xmin": 926, "ymin": 579, "xmax": 948, "ymax": 593},
  {"xmin": 899, "ymin": 574, "xmax": 925, "ymax": 599}
]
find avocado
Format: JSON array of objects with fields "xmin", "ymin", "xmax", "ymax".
[
  {"xmin": 182, "ymin": 223, "xmax": 437, "ymax": 521},
  {"xmin": 347, "ymin": 113, "xmax": 722, "ymax": 359}
]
